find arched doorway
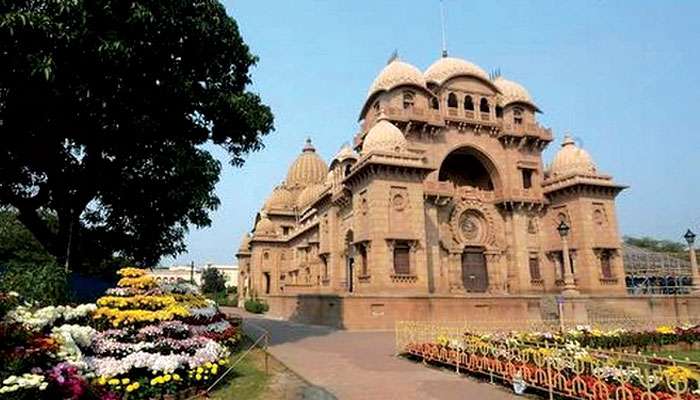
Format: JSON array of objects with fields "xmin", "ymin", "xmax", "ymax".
[
  {"xmin": 438, "ymin": 147, "xmax": 499, "ymax": 191},
  {"xmin": 263, "ymin": 272, "xmax": 271, "ymax": 294},
  {"xmin": 345, "ymin": 230, "xmax": 355, "ymax": 293},
  {"xmin": 461, "ymin": 247, "xmax": 488, "ymax": 292}
]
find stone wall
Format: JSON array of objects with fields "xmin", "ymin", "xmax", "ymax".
[{"xmin": 262, "ymin": 294, "xmax": 700, "ymax": 330}]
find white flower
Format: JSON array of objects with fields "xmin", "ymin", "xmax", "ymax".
[{"xmin": 0, "ymin": 373, "xmax": 47, "ymax": 394}]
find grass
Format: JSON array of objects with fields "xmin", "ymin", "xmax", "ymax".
[
  {"xmin": 208, "ymin": 342, "xmax": 270, "ymax": 400},
  {"xmin": 644, "ymin": 349, "xmax": 700, "ymax": 363}
]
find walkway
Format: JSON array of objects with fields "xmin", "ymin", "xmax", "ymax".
[{"xmin": 222, "ymin": 308, "xmax": 518, "ymax": 400}]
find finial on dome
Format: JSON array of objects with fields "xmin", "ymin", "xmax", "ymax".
[
  {"xmin": 387, "ymin": 50, "xmax": 399, "ymax": 65},
  {"xmin": 303, "ymin": 137, "xmax": 315, "ymax": 152},
  {"xmin": 562, "ymin": 135, "xmax": 575, "ymax": 147},
  {"xmin": 440, "ymin": 0, "xmax": 448, "ymax": 58}
]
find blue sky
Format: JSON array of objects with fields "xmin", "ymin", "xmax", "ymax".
[{"xmin": 169, "ymin": 0, "xmax": 700, "ymax": 266}]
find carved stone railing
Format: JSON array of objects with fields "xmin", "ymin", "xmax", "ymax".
[
  {"xmin": 391, "ymin": 274, "xmax": 418, "ymax": 284},
  {"xmin": 357, "ymin": 275, "xmax": 371, "ymax": 283}
]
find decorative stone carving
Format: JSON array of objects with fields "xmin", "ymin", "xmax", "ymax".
[{"xmin": 447, "ymin": 198, "xmax": 501, "ymax": 249}]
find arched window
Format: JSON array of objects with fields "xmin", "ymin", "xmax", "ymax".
[
  {"xmin": 495, "ymin": 105, "xmax": 503, "ymax": 118},
  {"xmin": 372, "ymin": 101, "xmax": 380, "ymax": 112},
  {"xmin": 430, "ymin": 97, "xmax": 440, "ymax": 110},
  {"xmin": 479, "ymin": 98, "xmax": 490, "ymax": 113},
  {"xmin": 447, "ymin": 92, "xmax": 458, "ymax": 108},
  {"xmin": 344, "ymin": 164, "xmax": 351, "ymax": 177},
  {"xmin": 513, "ymin": 107, "xmax": 523, "ymax": 125},
  {"xmin": 402, "ymin": 91, "xmax": 414, "ymax": 109},
  {"xmin": 464, "ymin": 95, "xmax": 474, "ymax": 111}
]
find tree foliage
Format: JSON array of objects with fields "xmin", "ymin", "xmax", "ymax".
[
  {"xmin": 200, "ymin": 267, "xmax": 227, "ymax": 294},
  {"xmin": 0, "ymin": 0, "xmax": 274, "ymax": 270},
  {"xmin": 624, "ymin": 236, "xmax": 687, "ymax": 254}
]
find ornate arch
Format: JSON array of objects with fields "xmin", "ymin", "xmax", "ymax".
[{"xmin": 437, "ymin": 144, "xmax": 503, "ymax": 194}]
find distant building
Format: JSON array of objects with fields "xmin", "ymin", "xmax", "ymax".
[{"xmin": 151, "ymin": 263, "xmax": 239, "ymax": 288}]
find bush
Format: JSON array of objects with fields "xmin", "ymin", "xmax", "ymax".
[
  {"xmin": 244, "ymin": 298, "xmax": 269, "ymax": 314},
  {"xmin": 201, "ymin": 267, "xmax": 226, "ymax": 294},
  {"xmin": 0, "ymin": 261, "xmax": 70, "ymax": 306}
]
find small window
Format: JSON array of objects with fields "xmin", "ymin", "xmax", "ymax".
[
  {"xmin": 464, "ymin": 95, "xmax": 474, "ymax": 111},
  {"xmin": 514, "ymin": 108, "xmax": 523, "ymax": 125},
  {"xmin": 344, "ymin": 164, "xmax": 351, "ymax": 177},
  {"xmin": 393, "ymin": 244, "xmax": 410, "ymax": 275},
  {"xmin": 529, "ymin": 256, "xmax": 541, "ymax": 280},
  {"xmin": 372, "ymin": 101, "xmax": 380, "ymax": 111},
  {"xmin": 521, "ymin": 169, "xmax": 533, "ymax": 189},
  {"xmin": 601, "ymin": 250, "xmax": 613, "ymax": 278},
  {"xmin": 359, "ymin": 245, "xmax": 368, "ymax": 276},
  {"xmin": 402, "ymin": 91, "xmax": 414, "ymax": 109},
  {"xmin": 430, "ymin": 97, "xmax": 440, "ymax": 110},
  {"xmin": 282, "ymin": 226, "xmax": 291, "ymax": 235},
  {"xmin": 495, "ymin": 106, "xmax": 503, "ymax": 118},
  {"xmin": 447, "ymin": 92, "xmax": 458, "ymax": 108},
  {"xmin": 480, "ymin": 98, "xmax": 490, "ymax": 113}
]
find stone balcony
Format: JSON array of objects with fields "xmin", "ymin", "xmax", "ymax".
[{"xmin": 500, "ymin": 121, "xmax": 553, "ymax": 141}]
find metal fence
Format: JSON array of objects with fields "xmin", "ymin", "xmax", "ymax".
[{"xmin": 396, "ymin": 320, "xmax": 700, "ymax": 400}]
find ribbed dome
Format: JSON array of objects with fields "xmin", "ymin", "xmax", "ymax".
[
  {"xmin": 493, "ymin": 77, "xmax": 537, "ymax": 109},
  {"xmin": 549, "ymin": 136, "xmax": 597, "ymax": 177},
  {"xmin": 296, "ymin": 183, "xmax": 327, "ymax": 209},
  {"xmin": 286, "ymin": 138, "xmax": 328, "ymax": 189},
  {"xmin": 424, "ymin": 56, "xmax": 490, "ymax": 85},
  {"xmin": 264, "ymin": 186, "xmax": 295, "ymax": 210},
  {"xmin": 254, "ymin": 211, "xmax": 277, "ymax": 236},
  {"xmin": 367, "ymin": 59, "xmax": 427, "ymax": 99},
  {"xmin": 238, "ymin": 233, "xmax": 251, "ymax": 253},
  {"xmin": 362, "ymin": 114, "xmax": 407, "ymax": 154}
]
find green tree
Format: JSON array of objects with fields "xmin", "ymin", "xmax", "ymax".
[
  {"xmin": 0, "ymin": 0, "xmax": 274, "ymax": 270},
  {"xmin": 201, "ymin": 267, "xmax": 227, "ymax": 294}
]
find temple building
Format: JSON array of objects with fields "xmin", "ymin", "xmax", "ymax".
[{"xmin": 236, "ymin": 54, "xmax": 632, "ymax": 327}]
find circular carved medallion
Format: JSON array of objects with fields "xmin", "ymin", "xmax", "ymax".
[
  {"xmin": 459, "ymin": 212, "xmax": 482, "ymax": 242},
  {"xmin": 392, "ymin": 194, "xmax": 407, "ymax": 211}
]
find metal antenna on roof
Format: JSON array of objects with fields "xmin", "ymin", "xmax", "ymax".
[{"xmin": 440, "ymin": 0, "xmax": 448, "ymax": 57}]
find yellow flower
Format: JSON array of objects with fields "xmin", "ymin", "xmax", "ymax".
[
  {"xmin": 98, "ymin": 377, "xmax": 107, "ymax": 385},
  {"xmin": 121, "ymin": 378, "xmax": 130, "ymax": 385},
  {"xmin": 656, "ymin": 326, "xmax": 675, "ymax": 335},
  {"xmin": 211, "ymin": 365, "xmax": 218, "ymax": 374},
  {"xmin": 218, "ymin": 359, "xmax": 226, "ymax": 366},
  {"xmin": 132, "ymin": 382, "xmax": 140, "ymax": 390},
  {"xmin": 163, "ymin": 374, "xmax": 171, "ymax": 382},
  {"xmin": 196, "ymin": 367, "xmax": 203, "ymax": 374},
  {"xmin": 173, "ymin": 374, "xmax": 181, "ymax": 381},
  {"xmin": 663, "ymin": 366, "xmax": 698, "ymax": 384},
  {"xmin": 150, "ymin": 378, "xmax": 158, "ymax": 386},
  {"xmin": 126, "ymin": 384, "xmax": 135, "ymax": 393},
  {"xmin": 196, "ymin": 374, "xmax": 202, "ymax": 381},
  {"xmin": 108, "ymin": 378, "xmax": 119, "ymax": 386}
]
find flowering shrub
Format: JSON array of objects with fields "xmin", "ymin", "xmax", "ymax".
[{"xmin": 0, "ymin": 267, "xmax": 241, "ymax": 399}]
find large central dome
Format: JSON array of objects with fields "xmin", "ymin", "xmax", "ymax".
[
  {"xmin": 286, "ymin": 138, "xmax": 328, "ymax": 189},
  {"xmin": 424, "ymin": 56, "xmax": 490, "ymax": 85}
]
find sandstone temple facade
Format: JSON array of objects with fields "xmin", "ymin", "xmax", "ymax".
[{"xmin": 236, "ymin": 55, "xmax": 635, "ymax": 327}]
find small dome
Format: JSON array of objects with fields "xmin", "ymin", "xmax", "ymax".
[
  {"xmin": 264, "ymin": 186, "xmax": 295, "ymax": 210},
  {"xmin": 549, "ymin": 136, "xmax": 597, "ymax": 177},
  {"xmin": 296, "ymin": 183, "xmax": 327, "ymax": 210},
  {"xmin": 424, "ymin": 57, "xmax": 490, "ymax": 85},
  {"xmin": 493, "ymin": 77, "xmax": 537, "ymax": 109},
  {"xmin": 238, "ymin": 233, "xmax": 251, "ymax": 253},
  {"xmin": 254, "ymin": 211, "xmax": 277, "ymax": 236},
  {"xmin": 286, "ymin": 138, "xmax": 328, "ymax": 189},
  {"xmin": 367, "ymin": 59, "xmax": 427, "ymax": 99},
  {"xmin": 332, "ymin": 144, "xmax": 357, "ymax": 163},
  {"xmin": 362, "ymin": 114, "xmax": 407, "ymax": 154}
]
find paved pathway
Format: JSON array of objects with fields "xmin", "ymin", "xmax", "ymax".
[{"xmin": 223, "ymin": 308, "xmax": 518, "ymax": 400}]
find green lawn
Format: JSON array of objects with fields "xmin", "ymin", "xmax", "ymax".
[
  {"xmin": 209, "ymin": 345, "xmax": 270, "ymax": 400},
  {"xmin": 644, "ymin": 349, "xmax": 700, "ymax": 363}
]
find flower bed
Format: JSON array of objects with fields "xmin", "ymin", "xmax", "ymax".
[
  {"xmin": 0, "ymin": 267, "xmax": 241, "ymax": 399},
  {"xmin": 398, "ymin": 321, "xmax": 700, "ymax": 400}
]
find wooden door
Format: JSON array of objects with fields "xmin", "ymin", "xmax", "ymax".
[{"xmin": 461, "ymin": 250, "xmax": 488, "ymax": 292}]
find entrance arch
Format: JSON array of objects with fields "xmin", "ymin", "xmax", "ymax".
[{"xmin": 438, "ymin": 146, "xmax": 502, "ymax": 192}]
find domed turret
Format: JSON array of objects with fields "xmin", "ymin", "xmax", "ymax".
[
  {"xmin": 296, "ymin": 183, "xmax": 327, "ymax": 210},
  {"xmin": 548, "ymin": 136, "xmax": 597, "ymax": 177},
  {"xmin": 424, "ymin": 56, "xmax": 490, "ymax": 85},
  {"xmin": 367, "ymin": 58, "xmax": 427, "ymax": 99},
  {"xmin": 286, "ymin": 138, "xmax": 328, "ymax": 189},
  {"xmin": 264, "ymin": 185, "xmax": 295, "ymax": 211},
  {"xmin": 254, "ymin": 211, "xmax": 277, "ymax": 236},
  {"xmin": 493, "ymin": 77, "xmax": 538, "ymax": 110},
  {"xmin": 238, "ymin": 233, "xmax": 251, "ymax": 253},
  {"xmin": 362, "ymin": 113, "xmax": 407, "ymax": 154}
]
